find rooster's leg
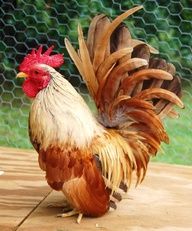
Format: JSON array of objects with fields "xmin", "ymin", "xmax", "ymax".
[
  {"xmin": 77, "ymin": 213, "xmax": 83, "ymax": 224},
  {"xmin": 57, "ymin": 209, "xmax": 83, "ymax": 224}
]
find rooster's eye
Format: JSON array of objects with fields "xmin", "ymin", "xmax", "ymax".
[{"xmin": 34, "ymin": 70, "xmax": 39, "ymax": 75}]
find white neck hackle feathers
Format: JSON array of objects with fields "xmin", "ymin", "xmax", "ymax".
[{"xmin": 29, "ymin": 64, "xmax": 103, "ymax": 150}]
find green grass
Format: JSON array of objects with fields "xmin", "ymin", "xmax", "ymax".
[
  {"xmin": 152, "ymin": 87, "xmax": 192, "ymax": 165},
  {"xmin": 0, "ymin": 104, "xmax": 32, "ymax": 149},
  {"xmin": 0, "ymin": 87, "xmax": 191, "ymax": 165}
]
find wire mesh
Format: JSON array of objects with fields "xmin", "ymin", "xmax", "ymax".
[{"xmin": 0, "ymin": 0, "xmax": 191, "ymax": 165}]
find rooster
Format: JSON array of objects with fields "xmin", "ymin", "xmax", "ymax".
[{"xmin": 16, "ymin": 6, "xmax": 184, "ymax": 223}]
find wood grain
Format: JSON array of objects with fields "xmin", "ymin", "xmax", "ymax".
[
  {"xmin": 18, "ymin": 163, "xmax": 192, "ymax": 231},
  {"xmin": 0, "ymin": 147, "xmax": 50, "ymax": 231},
  {"xmin": 0, "ymin": 147, "xmax": 192, "ymax": 231}
]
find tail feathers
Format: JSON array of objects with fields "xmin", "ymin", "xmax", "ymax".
[
  {"xmin": 87, "ymin": 14, "xmax": 111, "ymax": 62},
  {"xmin": 147, "ymin": 58, "xmax": 183, "ymax": 119},
  {"xmin": 132, "ymin": 44, "xmax": 150, "ymax": 64},
  {"xmin": 92, "ymin": 5, "xmax": 143, "ymax": 72},
  {"xmin": 65, "ymin": 6, "xmax": 184, "ymax": 192},
  {"xmin": 110, "ymin": 23, "xmax": 132, "ymax": 53}
]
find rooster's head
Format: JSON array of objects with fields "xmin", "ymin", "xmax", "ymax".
[{"xmin": 16, "ymin": 46, "xmax": 64, "ymax": 98}]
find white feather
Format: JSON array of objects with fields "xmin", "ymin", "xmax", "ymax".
[{"xmin": 29, "ymin": 64, "xmax": 103, "ymax": 150}]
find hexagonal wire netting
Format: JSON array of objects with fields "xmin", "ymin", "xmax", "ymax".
[{"xmin": 0, "ymin": 0, "xmax": 191, "ymax": 165}]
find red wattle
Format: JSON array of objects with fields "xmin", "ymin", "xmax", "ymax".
[
  {"xmin": 22, "ymin": 75, "xmax": 51, "ymax": 98},
  {"xmin": 22, "ymin": 79, "xmax": 39, "ymax": 98}
]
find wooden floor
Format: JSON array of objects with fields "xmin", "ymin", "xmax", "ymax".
[{"xmin": 0, "ymin": 147, "xmax": 192, "ymax": 231}]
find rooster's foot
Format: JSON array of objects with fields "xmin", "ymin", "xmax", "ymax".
[{"xmin": 57, "ymin": 209, "xmax": 83, "ymax": 224}]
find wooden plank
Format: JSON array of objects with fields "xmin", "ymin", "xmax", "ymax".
[
  {"xmin": 17, "ymin": 162, "xmax": 192, "ymax": 231},
  {"xmin": 0, "ymin": 147, "xmax": 51, "ymax": 231}
]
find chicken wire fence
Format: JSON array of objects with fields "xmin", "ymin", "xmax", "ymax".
[{"xmin": 0, "ymin": 0, "xmax": 191, "ymax": 165}]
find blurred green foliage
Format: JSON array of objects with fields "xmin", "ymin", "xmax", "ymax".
[
  {"xmin": 0, "ymin": 1, "xmax": 191, "ymax": 165},
  {"xmin": 0, "ymin": 0, "xmax": 191, "ymax": 87}
]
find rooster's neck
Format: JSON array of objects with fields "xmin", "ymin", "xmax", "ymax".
[{"xmin": 29, "ymin": 68, "xmax": 103, "ymax": 151}]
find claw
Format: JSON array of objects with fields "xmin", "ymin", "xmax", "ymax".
[
  {"xmin": 57, "ymin": 209, "xmax": 83, "ymax": 224},
  {"xmin": 57, "ymin": 209, "xmax": 78, "ymax": 218}
]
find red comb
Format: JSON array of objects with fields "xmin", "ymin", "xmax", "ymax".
[{"xmin": 19, "ymin": 45, "xmax": 64, "ymax": 73}]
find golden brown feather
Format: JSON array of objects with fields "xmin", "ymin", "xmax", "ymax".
[{"xmin": 65, "ymin": 5, "xmax": 183, "ymax": 198}]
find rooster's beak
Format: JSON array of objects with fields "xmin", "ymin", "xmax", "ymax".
[{"xmin": 16, "ymin": 72, "xmax": 28, "ymax": 78}]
